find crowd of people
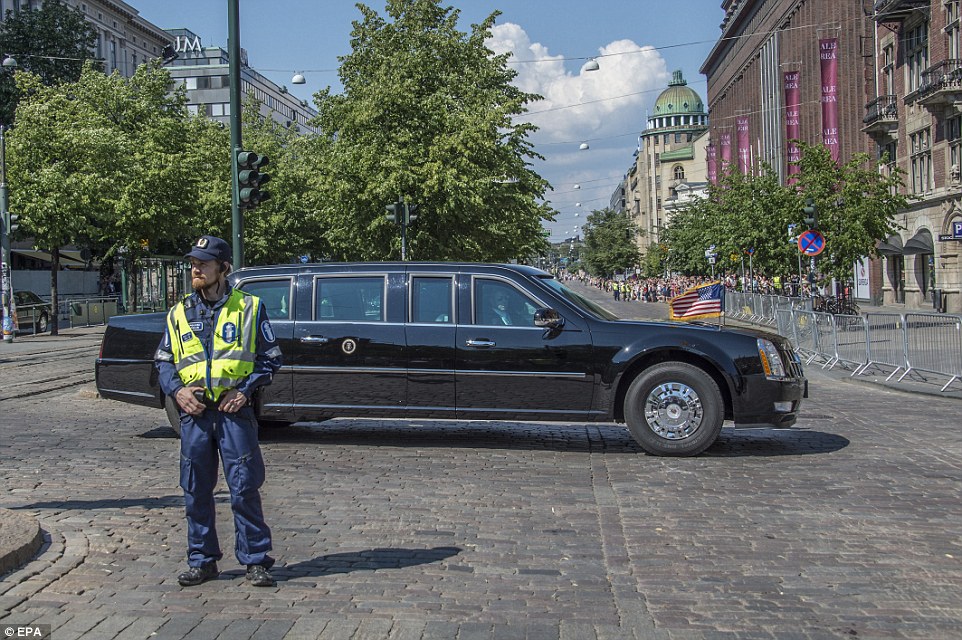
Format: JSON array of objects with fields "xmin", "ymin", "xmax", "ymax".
[{"xmin": 558, "ymin": 270, "xmax": 814, "ymax": 303}]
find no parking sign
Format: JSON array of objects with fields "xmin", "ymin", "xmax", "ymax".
[{"xmin": 797, "ymin": 229, "xmax": 826, "ymax": 256}]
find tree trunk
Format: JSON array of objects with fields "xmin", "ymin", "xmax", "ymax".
[{"xmin": 49, "ymin": 245, "xmax": 59, "ymax": 336}]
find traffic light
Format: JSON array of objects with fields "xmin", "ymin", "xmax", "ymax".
[
  {"xmin": 1, "ymin": 211, "xmax": 17, "ymax": 234},
  {"xmin": 802, "ymin": 198, "xmax": 818, "ymax": 228},
  {"xmin": 405, "ymin": 204, "xmax": 418, "ymax": 225},
  {"xmin": 385, "ymin": 201, "xmax": 403, "ymax": 223},
  {"xmin": 236, "ymin": 151, "xmax": 271, "ymax": 210}
]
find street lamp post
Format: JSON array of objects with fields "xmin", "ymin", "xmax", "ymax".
[
  {"xmin": 228, "ymin": 0, "xmax": 244, "ymax": 268},
  {"xmin": 1, "ymin": 125, "xmax": 12, "ymax": 343}
]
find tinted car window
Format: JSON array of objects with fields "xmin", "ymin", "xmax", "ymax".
[
  {"xmin": 14, "ymin": 291, "xmax": 45, "ymax": 306},
  {"xmin": 316, "ymin": 276, "xmax": 384, "ymax": 322},
  {"xmin": 237, "ymin": 279, "xmax": 292, "ymax": 320},
  {"xmin": 474, "ymin": 279, "xmax": 538, "ymax": 327},
  {"xmin": 411, "ymin": 277, "xmax": 452, "ymax": 324}
]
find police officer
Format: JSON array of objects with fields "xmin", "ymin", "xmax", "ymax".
[{"xmin": 155, "ymin": 236, "xmax": 282, "ymax": 588}]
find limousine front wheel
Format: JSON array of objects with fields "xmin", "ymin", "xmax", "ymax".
[{"xmin": 624, "ymin": 363, "xmax": 723, "ymax": 456}]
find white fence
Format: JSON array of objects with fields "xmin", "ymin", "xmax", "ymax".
[{"xmin": 728, "ymin": 292, "xmax": 962, "ymax": 392}]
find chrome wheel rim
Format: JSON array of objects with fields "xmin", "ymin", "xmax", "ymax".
[{"xmin": 644, "ymin": 382, "xmax": 703, "ymax": 440}]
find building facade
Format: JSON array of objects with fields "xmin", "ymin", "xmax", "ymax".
[
  {"xmin": 627, "ymin": 70, "xmax": 710, "ymax": 255},
  {"xmin": 700, "ymin": 0, "xmax": 891, "ymax": 304},
  {"xmin": 1, "ymin": 0, "xmax": 173, "ymax": 77},
  {"xmin": 164, "ymin": 29, "xmax": 316, "ymax": 132},
  {"xmin": 867, "ymin": 0, "xmax": 962, "ymax": 313}
]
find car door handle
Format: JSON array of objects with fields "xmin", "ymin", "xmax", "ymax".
[
  {"xmin": 299, "ymin": 336, "xmax": 330, "ymax": 344},
  {"xmin": 465, "ymin": 339, "xmax": 496, "ymax": 348}
]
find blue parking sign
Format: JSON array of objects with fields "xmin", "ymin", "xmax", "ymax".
[{"xmin": 954, "ymin": 220, "xmax": 962, "ymax": 237}]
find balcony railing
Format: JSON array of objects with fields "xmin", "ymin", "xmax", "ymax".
[
  {"xmin": 916, "ymin": 59, "xmax": 962, "ymax": 106},
  {"xmin": 864, "ymin": 94, "xmax": 898, "ymax": 124}
]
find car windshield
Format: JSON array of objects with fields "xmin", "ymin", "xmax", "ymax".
[
  {"xmin": 537, "ymin": 276, "xmax": 620, "ymax": 320},
  {"xmin": 15, "ymin": 291, "xmax": 44, "ymax": 305}
]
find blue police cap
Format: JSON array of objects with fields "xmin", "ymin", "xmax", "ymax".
[{"xmin": 185, "ymin": 236, "xmax": 231, "ymax": 262}]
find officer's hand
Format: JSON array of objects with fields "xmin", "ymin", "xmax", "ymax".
[
  {"xmin": 219, "ymin": 389, "xmax": 248, "ymax": 413},
  {"xmin": 176, "ymin": 387, "xmax": 205, "ymax": 416}
]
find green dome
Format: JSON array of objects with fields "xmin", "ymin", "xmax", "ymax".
[{"xmin": 653, "ymin": 70, "xmax": 704, "ymax": 116}]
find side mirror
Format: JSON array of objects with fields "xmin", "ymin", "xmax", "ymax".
[{"xmin": 534, "ymin": 308, "xmax": 564, "ymax": 330}]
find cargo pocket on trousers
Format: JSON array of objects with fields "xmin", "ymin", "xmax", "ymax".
[
  {"xmin": 179, "ymin": 455, "xmax": 196, "ymax": 493},
  {"xmin": 229, "ymin": 450, "xmax": 266, "ymax": 494}
]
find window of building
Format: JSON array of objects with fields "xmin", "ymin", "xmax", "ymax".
[
  {"xmin": 673, "ymin": 165, "xmax": 685, "ymax": 181},
  {"xmin": 882, "ymin": 43, "xmax": 895, "ymax": 95},
  {"xmin": 947, "ymin": 1, "xmax": 961, "ymax": 59},
  {"xmin": 904, "ymin": 22, "xmax": 929, "ymax": 93},
  {"xmin": 910, "ymin": 127, "xmax": 932, "ymax": 193},
  {"xmin": 663, "ymin": 134, "xmax": 670, "ymax": 144},
  {"xmin": 949, "ymin": 116, "xmax": 962, "ymax": 180},
  {"xmin": 674, "ymin": 132, "xmax": 682, "ymax": 143},
  {"xmin": 109, "ymin": 40, "xmax": 117, "ymax": 72}
]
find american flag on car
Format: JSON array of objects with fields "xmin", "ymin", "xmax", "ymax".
[{"xmin": 669, "ymin": 282, "xmax": 724, "ymax": 321}]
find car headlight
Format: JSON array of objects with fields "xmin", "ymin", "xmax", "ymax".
[{"xmin": 757, "ymin": 338, "xmax": 787, "ymax": 379}]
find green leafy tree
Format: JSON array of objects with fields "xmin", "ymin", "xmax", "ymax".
[
  {"xmin": 0, "ymin": 0, "xmax": 99, "ymax": 124},
  {"xmin": 304, "ymin": 0, "xmax": 553, "ymax": 261},
  {"xmin": 8, "ymin": 62, "xmax": 215, "ymax": 325},
  {"xmin": 240, "ymin": 97, "xmax": 323, "ymax": 264},
  {"xmin": 7, "ymin": 67, "xmax": 122, "ymax": 334},
  {"xmin": 790, "ymin": 142, "xmax": 911, "ymax": 283},
  {"xmin": 580, "ymin": 208, "xmax": 640, "ymax": 277},
  {"xmin": 659, "ymin": 143, "xmax": 910, "ymax": 285}
]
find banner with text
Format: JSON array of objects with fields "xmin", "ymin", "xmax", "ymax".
[
  {"xmin": 707, "ymin": 143, "xmax": 717, "ymax": 185},
  {"xmin": 819, "ymin": 37, "xmax": 840, "ymax": 163},
  {"xmin": 784, "ymin": 70, "xmax": 801, "ymax": 178},
  {"xmin": 737, "ymin": 116, "xmax": 750, "ymax": 173},
  {"xmin": 720, "ymin": 130, "xmax": 732, "ymax": 174}
]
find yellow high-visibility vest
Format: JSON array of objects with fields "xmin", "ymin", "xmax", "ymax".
[{"xmin": 167, "ymin": 289, "xmax": 259, "ymax": 401}]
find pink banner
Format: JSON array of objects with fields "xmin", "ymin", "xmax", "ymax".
[
  {"xmin": 819, "ymin": 37, "xmax": 839, "ymax": 163},
  {"xmin": 720, "ymin": 131, "xmax": 732, "ymax": 174},
  {"xmin": 707, "ymin": 143, "xmax": 717, "ymax": 185},
  {"xmin": 784, "ymin": 71, "xmax": 801, "ymax": 177},
  {"xmin": 736, "ymin": 116, "xmax": 750, "ymax": 173}
]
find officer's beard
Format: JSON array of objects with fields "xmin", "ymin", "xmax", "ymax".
[{"xmin": 193, "ymin": 275, "xmax": 227, "ymax": 301}]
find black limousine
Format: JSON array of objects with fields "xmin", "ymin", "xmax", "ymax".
[{"xmin": 95, "ymin": 263, "xmax": 807, "ymax": 456}]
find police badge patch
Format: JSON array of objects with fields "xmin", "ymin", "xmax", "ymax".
[
  {"xmin": 189, "ymin": 322, "xmax": 204, "ymax": 332},
  {"xmin": 222, "ymin": 322, "xmax": 237, "ymax": 343},
  {"xmin": 181, "ymin": 332, "xmax": 194, "ymax": 343},
  {"xmin": 261, "ymin": 320, "xmax": 275, "ymax": 343},
  {"xmin": 196, "ymin": 237, "xmax": 209, "ymax": 248}
]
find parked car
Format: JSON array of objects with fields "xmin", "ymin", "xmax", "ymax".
[
  {"xmin": 13, "ymin": 290, "xmax": 51, "ymax": 334},
  {"xmin": 95, "ymin": 263, "xmax": 807, "ymax": 456}
]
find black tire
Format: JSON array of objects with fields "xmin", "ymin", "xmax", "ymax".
[
  {"xmin": 164, "ymin": 395, "xmax": 182, "ymax": 439},
  {"xmin": 37, "ymin": 311, "xmax": 49, "ymax": 334},
  {"xmin": 624, "ymin": 362, "xmax": 724, "ymax": 456}
]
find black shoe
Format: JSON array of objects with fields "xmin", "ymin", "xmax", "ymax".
[
  {"xmin": 246, "ymin": 564, "xmax": 276, "ymax": 587},
  {"xmin": 177, "ymin": 562, "xmax": 219, "ymax": 587}
]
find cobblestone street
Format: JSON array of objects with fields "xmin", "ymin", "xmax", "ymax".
[{"xmin": 1, "ymin": 316, "xmax": 961, "ymax": 639}]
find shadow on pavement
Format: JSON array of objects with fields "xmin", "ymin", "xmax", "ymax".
[
  {"xmin": 705, "ymin": 428, "xmax": 849, "ymax": 457},
  {"xmin": 265, "ymin": 546, "xmax": 462, "ymax": 581},
  {"xmin": 11, "ymin": 495, "xmax": 183, "ymax": 511}
]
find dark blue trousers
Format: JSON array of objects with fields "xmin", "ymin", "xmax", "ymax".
[{"xmin": 179, "ymin": 407, "xmax": 274, "ymax": 568}]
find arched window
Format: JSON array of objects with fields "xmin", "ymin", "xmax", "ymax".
[{"xmin": 673, "ymin": 165, "xmax": 686, "ymax": 181}]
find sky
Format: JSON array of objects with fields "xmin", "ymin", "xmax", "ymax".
[{"xmin": 136, "ymin": 1, "xmax": 724, "ymax": 242}]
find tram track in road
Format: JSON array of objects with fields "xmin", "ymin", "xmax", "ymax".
[{"xmin": 0, "ymin": 371, "xmax": 96, "ymax": 401}]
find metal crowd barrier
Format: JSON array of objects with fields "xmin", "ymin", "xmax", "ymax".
[{"xmin": 726, "ymin": 291, "xmax": 962, "ymax": 392}]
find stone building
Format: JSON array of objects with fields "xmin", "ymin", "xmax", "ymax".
[
  {"xmin": 699, "ymin": 0, "xmax": 889, "ymax": 304},
  {"xmin": 2, "ymin": 0, "xmax": 172, "ymax": 78},
  {"xmin": 626, "ymin": 70, "xmax": 710, "ymax": 256},
  {"xmin": 867, "ymin": 0, "xmax": 962, "ymax": 313}
]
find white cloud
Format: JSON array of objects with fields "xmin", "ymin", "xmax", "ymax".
[
  {"xmin": 488, "ymin": 23, "xmax": 670, "ymax": 143},
  {"xmin": 487, "ymin": 23, "xmax": 675, "ymax": 240}
]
